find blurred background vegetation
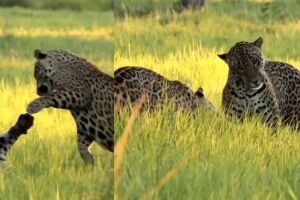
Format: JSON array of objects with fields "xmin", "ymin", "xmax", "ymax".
[
  {"xmin": 0, "ymin": 0, "xmax": 114, "ymax": 85},
  {"xmin": 0, "ymin": 0, "xmax": 113, "ymax": 11},
  {"xmin": 115, "ymin": 0, "xmax": 300, "ymax": 21}
]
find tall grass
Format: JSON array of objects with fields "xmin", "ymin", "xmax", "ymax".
[
  {"xmin": 0, "ymin": 81, "xmax": 113, "ymax": 199},
  {"xmin": 115, "ymin": 1, "xmax": 300, "ymax": 199},
  {"xmin": 0, "ymin": 8, "xmax": 113, "ymax": 199}
]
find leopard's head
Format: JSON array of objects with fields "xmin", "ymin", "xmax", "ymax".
[
  {"xmin": 218, "ymin": 37, "xmax": 266, "ymax": 90},
  {"xmin": 33, "ymin": 49, "xmax": 55, "ymax": 96},
  {"xmin": 33, "ymin": 49, "xmax": 76, "ymax": 96},
  {"xmin": 194, "ymin": 87, "xmax": 216, "ymax": 112}
]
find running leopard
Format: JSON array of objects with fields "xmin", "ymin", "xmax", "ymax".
[{"xmin": 27, "ymin": 50, "xmax": 114, "ymax": 164}]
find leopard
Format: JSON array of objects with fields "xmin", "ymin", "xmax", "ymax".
[
  {"xmin": 0, "ymin": 114, "xmax": 34, "ymax": 165},
  {"xmin": 218, "ymin": 37, "xmax": 300, "ymax": 128},
  {"xmin": 114, "ymin": 66, "xmax": 215, "ymax": 112},
  {"xmin": 26, "ymin": 49, "xmax": 114, "ymax": 164}
]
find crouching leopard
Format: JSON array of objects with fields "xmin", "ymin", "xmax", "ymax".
[
  {"xmin": 219, "ymin": 37, "xmax": 300, "ymax": 128},
  {"xmin": 0, "ymin": 114, "xmax": 34, "ymax": 165},
  {"xmin": 114, "ymin": 66, "xmax": 215, "ymax": 112},
  {"xmin": 27, "ymin": 49, "xmax": 114, "ymax": 164}
]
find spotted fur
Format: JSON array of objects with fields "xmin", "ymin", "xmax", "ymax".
[
  {"xmin": 219, "ymin": 37, "xmax": 300, "ymax": 128},
  {"xmin": 114, "ymin": 66, "xmax": 215, "ymax": 112},
  {"xmin": 27, "ymin": 50, "xmax": 113, "ymax": 164},
  {"xmin": 0, "ymin": 114, "xmax": 33, "ymax": 165}
]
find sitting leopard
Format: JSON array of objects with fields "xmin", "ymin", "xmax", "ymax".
[
  {"xmin": 27, "ymin": 50, "xmax": 114, "ymax": 164},
  {"xmin": 0, "ymin": 114, "xmax": 34, "ymax": 165},
  {"xmin": 114, "ymin": 66, "xmax": 215, "ymax": 112},
  {"xmin": 219, "ymin": 37, "xmax": 300, "ymax": 128}
]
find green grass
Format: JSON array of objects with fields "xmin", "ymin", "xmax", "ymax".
[
  {"xmin": 115, "ymin": 1, "xmax": 300, "ymax": 199},
  {"xmin": 0, "ymin": 0, "xmax": 113, "ymax": 11},
  {"xmin": 116, "ymin": 0, "xmax": 300, "ymax": 20},
  {"xmin": 0, "ymin": 7, "xmax": 113, "ymax": 199},
  {"xmin": 0, "ymin": 7, "xmax": 113, "ymax": 85}
]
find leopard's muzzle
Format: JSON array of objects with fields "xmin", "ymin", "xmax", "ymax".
[{"xmin": 37, "ymin": 79, "xmax": 54, "ymax": 96}]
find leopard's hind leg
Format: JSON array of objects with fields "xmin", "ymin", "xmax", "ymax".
[{"xmin": 77, "ymin": 131, "xmax": 95, "ymax": 164}]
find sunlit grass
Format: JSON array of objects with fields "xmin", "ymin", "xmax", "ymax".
[
  {"xmin": 115, "ymin": 102, "xmax": 300, "ymax": 199},
  {"xmin": 115, "ymin": 1, "xmax": 300, "ymax": 199},
  {"xmin": 0, "ymin": 26, "xmax": 113, "ymax": 40},
  {"xmin": 0, "ymin": 7, "xmax": 113, "ymax": 200},
  {"xmin": 0, "ymin": 57, "xmax": 113, "ymax": 71},
  {"xmin": 0, "ymin": 80, "xmax": 113, "ymax": 199}
]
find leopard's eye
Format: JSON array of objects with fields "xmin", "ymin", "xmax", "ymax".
[
  {"xmin": 230, "ymin": 60, "xmax": 239, "ymax": 69},
  {"xmin": 252, "ymin": 57, "xmax": 258, "ymax": 66}
]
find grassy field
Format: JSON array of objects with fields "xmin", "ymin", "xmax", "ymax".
[
  {"xmin": 115, "ymin": 0, "xmax": 300, "ymax": 199},
  {"xmin": 0, "ymin": 7, "xmax": 113, "ymax": 200},
  {"xmin": 0, "ymin": 0, "xmax": 113, "ymax": 11}
]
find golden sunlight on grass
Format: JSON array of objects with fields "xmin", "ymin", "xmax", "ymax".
[
  {"xmin": 115, "ymin": 2, "xmax": 300, "ymax": 197},
  {"xmin": 114, "ymin": 96, "xmax": 146, "ymax": 200},
  {"xmin": 0, "ymin": 27, "xmax": 113, "ymax": 40},
  {"xmin": 0, "ymin": 8, "xmax": 113, "ymax": 199},
  {"xmin": 0, "ymin": 81, "xmax": 75, "ymax": 138},
  {"xmin": 140, "ymin": 152, "xmax": 198, "ymax": 200}
]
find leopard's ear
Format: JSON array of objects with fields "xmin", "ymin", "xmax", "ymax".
[
  {"xmin": 34, "ymin": 49, "xmax": 47, "ymax": 59},
  {"xmin": 195, "ymin": 87, "xmax": 204, "ymax": 98},
  {"xmin": 218, "ymin": 53, "xmax": 227, "ymax": 62},
  {"xmin": 253, "ymin": 37, "xmax": 263, "ymax": 48}
]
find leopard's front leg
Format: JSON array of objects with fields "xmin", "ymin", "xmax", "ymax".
[
  {"xmin": 27, "ymin": 97, "xmax": 51, "ymax": 114},
  {"xmin": 27, "ymin": 91, "xmax": 92, "ymax": 114}
]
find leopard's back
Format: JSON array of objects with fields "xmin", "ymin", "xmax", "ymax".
[
  {"xmin": 114, "ymin": 66, "xmax": 166, "ymax": 109},
  {"xmin": 114, "ymin": 66, "xmax": 215, "ymax": 112},
  {"xmin": 265, "ymin": 61, "xmax": 300, "ymax": 125}
]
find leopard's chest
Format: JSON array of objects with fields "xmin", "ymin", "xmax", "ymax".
[{"xmin": 226, "ymin": 85, "xmax": 271, "ymax": 116}]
